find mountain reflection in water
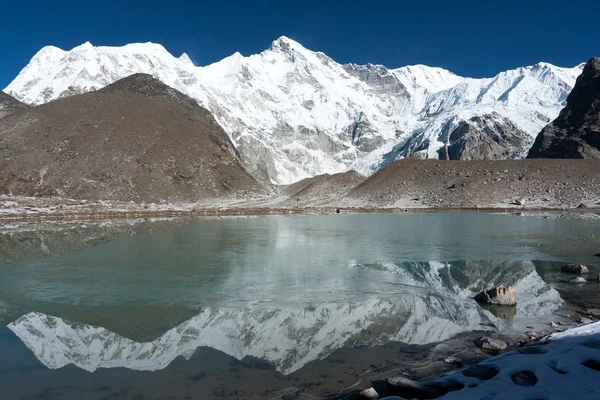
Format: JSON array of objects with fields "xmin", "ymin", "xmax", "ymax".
[{"xmin": 6, "ymin": 260, "xmax": 562, "ymax": 375}]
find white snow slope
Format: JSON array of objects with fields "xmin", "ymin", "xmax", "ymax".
[{"xmin": 4, "ymin": 38, "xmax": 584, "ymax": 184}]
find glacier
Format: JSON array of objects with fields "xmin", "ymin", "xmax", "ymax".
[{"xmin": 4, "ymin": 37, "xmax": 584, "ymax": 184}]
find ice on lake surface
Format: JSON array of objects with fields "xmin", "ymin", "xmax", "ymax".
[{"xmin": 0, "ymin": 212, "xmax": 599, "ymax": 399}]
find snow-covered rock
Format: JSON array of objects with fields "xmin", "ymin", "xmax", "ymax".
[{"xmin": 4, "ymin": 39, "xmax": 584, "ymax": 183}]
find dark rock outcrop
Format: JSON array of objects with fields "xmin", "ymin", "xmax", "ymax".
[
  {"xmin": 528, "ymin": 57, "xmax": 600, "ymax": 158},
  {"xmin": 0, "ymin": 91, "xmax": 29, "ymax": 119},
  {"xmin": 0, "ymin": 74, "xmax": 263, "ymax": 202},
  {"xmin": 438, "ymin": 113, "xmax": 530, "ymax": 160}
]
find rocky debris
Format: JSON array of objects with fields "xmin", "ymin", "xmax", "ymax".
[
  {"xmin": 0, "ymin": 90, "xmax": 29, "ymax": 119},
  {"xmin": 280, "ymin": 171, "xmax": 365, "ymax": 207},
  {"xmin": 551, "ymin": 322, "xmax": 567, "ymax": 331},
  {"xmin": 444, "ymin": 357, "xmax": 463, "ymax": 366},
  {"xmin": 357, "ymin": 387, "xmax": 379, "ymax": 399},
  {"xmin": 568, "ymin": 276, "xmax": 587, "ymax": 284},
  {"xmin": 511, "ymin": 370, "xmax": 538, "ymax": 386},
  {"xmin": 580, "ymin": 316, "xmax": 594, "ymax": 324},
  {"xmin": 561, "ymin": 264, "xmax": 589, "ymax": 275},
  {"xmin": 525, "ymin": 330, "xmax": 538, "ymax": 339},
  {"xmin": 386, "ymin": 376, "xmax": 440, "ymax": 399},
  {"xmin": 346, "ymin": 158, "xmax": 600, "ymax": 209},
  {"xmin": 461, "ymin": 365, "xmax": 499, "ymax": 380},
  {"xmin": 0, "ymin": 74, "xmax": 264, "ymax": 202},
  {"xmin": 474, "ymin": 286, "xmax": 517, "ymax": 306},
  {"xmin": 584, "ymin": 309, "xmax": 600, "ymax": 318},
  {"xmin": 474, "ymin": 337, "xmax": 508, "ymax": 352},
  {"xmin": 528, "ymin": 57, "xmax": 600, "ymax": 159}
]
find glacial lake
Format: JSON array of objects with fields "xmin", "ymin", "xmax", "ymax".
[{"xmin": 0, "ymin": 212, "xmax": 599, "ymax": 399}]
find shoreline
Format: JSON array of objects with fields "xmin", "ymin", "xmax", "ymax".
[{"xmin": 1, "ymin": 203, "xmax": 599, "ymax": 223}]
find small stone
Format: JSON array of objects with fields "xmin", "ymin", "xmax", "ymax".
[
  {"xmin": 561, "ymin": 264, "xmax": 589, "ymax": 275},
  {"xmin": 386, "ymin": 376, "xmax": 440, "ymax": 399},
  {"xmin": 551, "ymin": 322, "xmax": 566, "ymax": 331},
  {"xmin": 444, "ymin": 357, "xmax": 463, "ymax": 366},
  {"xmin": 474, "ymin": 337, "xmax": 508, "ymax": 352},
  {"xmin": 474, "ymin": 286, "xmax": 517, "ymax": 306},
  {"xmin": 557, "ymin": 321, "xmax": 569, "ymax": 326},
  {"xmin": 511, "ymin": 370, "xmax": 538, "ymax": 386},
  {"xmin": 513, "ymin": 199, "xmax": 524, "ymax": 206},
  {"xmin": 580, "ymin": 316, "xmax": 593, "ymax": 324},
  {"xmin": 357, "ymin": 387, "xmax": 379, "ymax": 399},
  {"xmin": 568, "ymin": 276, "xmax": 587, "ymax": 284},
  {"xmin": 525, "ymin": 330, "xmax": 537, "ymax": 338}
]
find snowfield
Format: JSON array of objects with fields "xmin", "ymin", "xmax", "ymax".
[
  {"xmin": 4, "ymin": 37, "xmax": 585, "ymax": 184},
  {"xmin": 383, "ymin": 321, "xmax": 600, "ymax": 399}
]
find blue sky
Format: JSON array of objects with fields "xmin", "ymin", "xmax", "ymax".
[{"xmin": 1, "ymin": 0, "xmax": 598, "ymax": 88}]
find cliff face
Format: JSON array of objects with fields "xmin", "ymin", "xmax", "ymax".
[{"xmin": 528, "ymin": 57, "xmax": 600, "ymax": 159}]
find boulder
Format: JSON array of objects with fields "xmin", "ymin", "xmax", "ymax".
[
  {"xmin": 474, "ymin": 336, "xmax": 508, "ymax": 352},
  {"xmin": 386, "ymin": 376, "xmax": 440, "ymax": 399},
  {"xmin": 358, "ymin": 387, "xmax": 379, "ymax": 399},
  {"xmin": 444, "ymin": 356, "xmax": 463, "ymax": 366},
  {"xmin": 474, "ymin": 286, "xmax": 517, "ymax": 306},
  {"xmin": 568, "ymin": 276, "xmax": 587, "ymax": 284},
  {"xmin": 561, "ymin": 264, "xmax": 589, "ymax": 275}
]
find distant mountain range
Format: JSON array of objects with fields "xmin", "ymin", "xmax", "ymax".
[{"xmin": 4, "ymin": 38, "xmax": 585, "ymax": 184}]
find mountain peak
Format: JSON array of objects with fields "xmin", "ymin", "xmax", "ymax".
[
  {"xmin": 268, "ymin": 35, "xmax": 305, "ymax": 53},
  {"xmin": 178, "ymin": 52, "xmax": 194, "ymax": 65},
  {"xmin": 99, "ymin": 73, "xmax": 196, "ymax": 106},
  {"xmin": 72, "ymin": 41, "xmax": 94, "ymax": 52}
]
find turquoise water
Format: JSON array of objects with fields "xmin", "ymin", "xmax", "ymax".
[{"xmin": 0, "ymin": 212, "xmax": 598, "ymax": 399}]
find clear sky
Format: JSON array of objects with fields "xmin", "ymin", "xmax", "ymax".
[{"xmin": 1, "ymin": 0, "xmax": 598, "ymax": 88}]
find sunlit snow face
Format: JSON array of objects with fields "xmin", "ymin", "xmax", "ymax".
[{"xmin": 4, "ymin": 39, "xmax": 583, "ymax": 184}]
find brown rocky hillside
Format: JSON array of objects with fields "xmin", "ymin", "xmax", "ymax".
[{"xmin": 0, "ymin": 74, "xmax": 263, "ymax": 203}]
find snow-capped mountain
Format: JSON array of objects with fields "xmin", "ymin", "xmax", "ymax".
[
  {"xmin": 7, "ymin": 261, "xmax": 562, "ymax": 375},
  {"xmin": 4, "ymin": 38, "xmax": 584, "ymax": 184}
]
